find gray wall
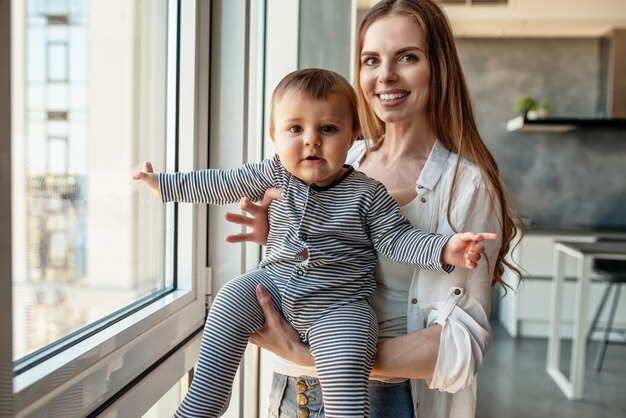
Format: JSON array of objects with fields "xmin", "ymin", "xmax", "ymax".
[
  {"xmin": 299, "ymin": 0, "xmax": 352, "ymax": 79},
  {"xmin": 457, "ymin": 38, "xmax": 626, "ymax": 230}
]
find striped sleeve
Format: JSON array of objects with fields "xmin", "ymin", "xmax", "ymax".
[
  {"xmin": 159, "ymin": 155, "xmax": 279, "ymax": 205},
  {"xmin": 366, "ymin": 183, "xmax": 453, "ymax": 273}
]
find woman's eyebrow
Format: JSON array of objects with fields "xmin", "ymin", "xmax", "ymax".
[
  {"xmin": 394, "ymin": 46, "xmax": 425, "ymax": 54},
  {"xmin": 361, "ymin": 46, "xmax": 425, "ymax": 56}
]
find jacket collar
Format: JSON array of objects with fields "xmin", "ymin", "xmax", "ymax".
[{"xmin": 417, "ymin": 140, "xmax": 450, "ymax": 190}]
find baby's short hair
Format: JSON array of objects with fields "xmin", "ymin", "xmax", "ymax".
[{"xmin": 270, "ymin": 68, "xmax": 360, "ymax": 133}]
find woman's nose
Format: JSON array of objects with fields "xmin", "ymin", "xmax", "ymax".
[{"xmin": 378, "ymin": 62, "xmax": 398, "ymax": 83}]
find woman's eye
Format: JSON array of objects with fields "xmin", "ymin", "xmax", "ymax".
[
  {"xmin": 363, "ymin": 57, "xmax": 377, "ymax": 66},
  {"xmin": 399, "ymin": 54, "xmax": 417, "ymax": 63},
  {"xmin": 288, "ymin": 125, "xmax": 302, "ymax": 133},
  {"xmin": 321, "ymin": 125, "xmax": 338, "ymax": 134}
]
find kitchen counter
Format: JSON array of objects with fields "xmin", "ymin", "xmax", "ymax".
[
  {"xmin": 521, "ymin": 225, "xmax": 626, "ymax": 237},
  {"xmin": 499, "ymin": 229, "xmax": 626, "ymax": 340}
]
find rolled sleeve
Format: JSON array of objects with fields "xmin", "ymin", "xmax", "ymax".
[
  {"xmin": 426, "ymin": 289, "xmax": 492, "ymax": 392},
  {"xmin": 423, "ymin": 182, "xmax": 500, "ymax": 393}
]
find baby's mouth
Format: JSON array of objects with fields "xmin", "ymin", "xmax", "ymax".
[{"xmin": 305, "ymin": 156, "xmax": 321, "ymax": 161}]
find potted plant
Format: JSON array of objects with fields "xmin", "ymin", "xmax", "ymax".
[
  {"xmin": 536, "ymin": 100, "xmax": 549, "ymax": 119},
  {"xmin": 514, "ymin": 95, "xmax": 537, "ymax": 119}
]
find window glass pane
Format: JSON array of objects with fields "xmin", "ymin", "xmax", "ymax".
[
  {"xmin": 47, "ymin": 42, "xmax": 68, "ymax": 81},
  {"xmin": 12, "ymin": 0, "xmax": 175, "ymax": 362}
]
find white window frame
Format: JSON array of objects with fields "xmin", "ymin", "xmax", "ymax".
[
  {"xmin": 1, "ymin": 0, "xmax": 14, "ymax": 416},
  {"xmin": 4, "ymin": 1, "xmax": 209, "ymax": 416}
]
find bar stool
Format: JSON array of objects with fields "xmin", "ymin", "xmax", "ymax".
[{"xmin": 586, "ymin": 240, "xmax": 626, "ymax": 372}]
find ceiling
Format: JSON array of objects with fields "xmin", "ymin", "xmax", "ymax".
[{"xmin": 355, "ymin": 0, "xmax": 626, "ymax": 37}]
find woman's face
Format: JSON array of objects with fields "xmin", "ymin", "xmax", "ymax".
[{"xmin": 359, "ymin": 14, "xmax": 431, "ymax": 125}]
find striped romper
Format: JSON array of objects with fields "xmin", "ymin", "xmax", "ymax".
[{"xmin": 162, "ymin": 155, "xmax": 451, "ymax": 418}]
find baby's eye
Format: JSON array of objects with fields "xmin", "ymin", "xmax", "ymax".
[
  {"xmin": 320, "ymin": 125, "xmax": 338, "ymax": 134},
  {"xmin": 362, "ymin": 56, "xmax": 378, "ymax": 66},
  {"xmin": 288, "ymin": 125, "xmax": 303, "ymax": 133}
]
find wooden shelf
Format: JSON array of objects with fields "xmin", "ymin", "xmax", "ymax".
[{"xmin": 506, "ymin": 116, "xmax": 626, "ymax": 133}]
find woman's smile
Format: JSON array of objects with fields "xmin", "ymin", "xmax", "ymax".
[{"xmin": 376, "ymin": 90, "xmax": 410, "ymax": 106}]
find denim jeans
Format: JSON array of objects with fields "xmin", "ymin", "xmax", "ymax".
[
  {"xmin": 368, "ymin": 379, "xmax": 414, "ymax": 418},
  {"xmin": 267, "ymin": 373, "xmax": 415, "ymax": 418}
]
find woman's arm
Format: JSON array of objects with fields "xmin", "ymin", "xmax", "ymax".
[
  {"xmin": 372, "ymin": 325, "xmax": 441, "ymax": 380},
  {"xmin": 250, "ymin": 283, "xmax": 441, "ymax": 379}
]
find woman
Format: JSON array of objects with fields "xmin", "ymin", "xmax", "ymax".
[{"xmin": 226, "ymin": 0, "xmax": 521, "ymax": 416}]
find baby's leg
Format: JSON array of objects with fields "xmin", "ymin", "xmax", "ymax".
[
  {"xmin": 307, "ymin": 301, "xmax": 378, "ymax": 418},
  {"xmin": 175, "ymin": 269, "xmax": 281, "ymax": 418}
]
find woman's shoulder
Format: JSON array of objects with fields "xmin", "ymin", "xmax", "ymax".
[
  {"xmin": 449, "ymin": 152, "xmax": 482, "ymax": 174},
  {"xmin": 440, "ymin": 147, "xmax": 486, "ymax": 190}
]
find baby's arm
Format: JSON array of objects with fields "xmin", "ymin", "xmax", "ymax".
[
  {"xmin": 133, "ymin": 156, "xmax": 279, "ymax": 205},
  {"xmin": 367, "ymin": 184, "xmax": 495, "ymax": 270}
]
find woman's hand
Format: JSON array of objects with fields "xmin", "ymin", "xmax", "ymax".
[
  {"xmin": 443, "ymin": 232, "xmax": 498, "ymax": 269},
  {"xmin": 224, "ymin": 188, "xmax": 283, "ymax": 245},
  {"xmin": 132, "ymin": 161, "xmax": 161, "ymax": 198},
  {"xmin": 249, "ymin": 284, "xmax": 314, "ymax": 367}
]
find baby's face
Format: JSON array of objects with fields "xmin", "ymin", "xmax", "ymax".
[{"xmin": 271, "ymin": 90, "xmax": 357, "ymax": 187}]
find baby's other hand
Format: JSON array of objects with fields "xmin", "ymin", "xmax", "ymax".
[{"xmin": 132, "ymin": 161, "xmax": 161, "ymax": 198}]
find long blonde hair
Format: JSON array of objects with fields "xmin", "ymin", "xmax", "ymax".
[{"xmin": 355, "ymin": 0, "xmax": 522, "ymax": 289}]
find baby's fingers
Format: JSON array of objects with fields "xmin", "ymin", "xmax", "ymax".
[
  {"xmin": 466, "ymin": 248, "xmax": 482, "ymax": 260},
  {"xmin": 132, "ymin": 171, "xmax": 147, "ymax": 181},
  {"xmin": 464, "ymin": 259, "xmax": 477, "ymax": 269},
  {"xmin": 464, "ymin": 242, "xmax": 486, "ymax": 269},
  {"xmin": 473, "ymin": 232, "xmax": 498, "ymax": 242},
  {"xmin": 225, "ymin": 232, "xmax": 255, "ymax": 244},
  {"xmin": 225, "ymin": 211, "xmax": 255, "ymax": 227}
]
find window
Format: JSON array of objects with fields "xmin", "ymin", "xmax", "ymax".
[
  {"xmin": 13, "ymin": 0, "xmax": 174, "ymax": 364},
  {"xmin": 4, "ymin": 0, "xmax": 282, "ymax": 415},
  {"xmin": 8, "ymin": 0, "xmax": 207, "ymax": 415}
]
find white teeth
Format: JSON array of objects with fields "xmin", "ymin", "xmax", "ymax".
[{"xmin": 379, "ymin": 92, "xmax": 408, "ymax": 101}]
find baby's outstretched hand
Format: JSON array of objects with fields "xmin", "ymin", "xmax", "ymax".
[
  {"xmin": 442, "ymin": 232, "xmax": 498, "ymax": 269},
  {"xmin": 132, "ymin": 161, "xmax": 161, "ymax": 198}
]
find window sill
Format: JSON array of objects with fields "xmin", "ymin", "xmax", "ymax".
[{"xmin": 14, "ymin": 289, "xmax": 204, "ymax": 417}]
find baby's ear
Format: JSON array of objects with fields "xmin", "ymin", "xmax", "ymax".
[
  {"xmin": 269, "ymin": 127, "xmax": 276, "ymax": 142},
  {"xmin": 351, "ymin": 129, "xmax": 359, "ymax": 145}
]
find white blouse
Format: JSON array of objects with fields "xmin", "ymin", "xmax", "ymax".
[{"xmin": 273, "ymin": 140, "xmax": 500, "ymax": 418}]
